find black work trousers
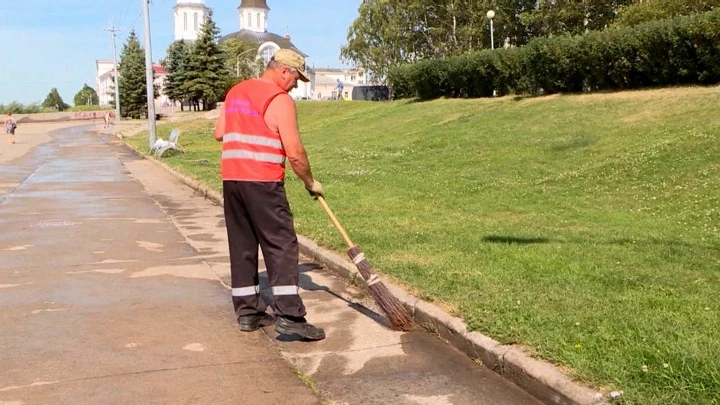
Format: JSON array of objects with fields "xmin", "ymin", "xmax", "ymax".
[{"xmin": 223, "ymin": 180, "xmax": 306, "ymax": 319}]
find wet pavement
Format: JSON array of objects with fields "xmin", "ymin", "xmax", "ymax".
[
  {"xmin": 0, "ymin": 124, "xmax": 542, "ymax": 405},
  {"xmin": 0, "ymin": 125, "xmax": 317, "ymax": 405}
]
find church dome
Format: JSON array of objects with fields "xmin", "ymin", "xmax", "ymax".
[
  {"xmin": 238, "ymin": 0, "xmax": 269, "ymax": 9},
  {"xmin": 221, "ymin": 0, "xmax": 308, "ymax": 67},
  {"xmin": 223, "ymin": 0, "xmax": 306, "ymax": 58},
  {"xmin": 219, "ymin": 30, "xmax": 305, "ymax": 56}
]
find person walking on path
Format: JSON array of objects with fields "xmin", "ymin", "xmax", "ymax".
[
  {"xmin": 335, "ymin": 79, "xmax": 344, "ymax": 101},
  {"xmin": 214, "ymin": 49, "xmax": 326, "ymax": 341},
  {"xmin": 4, "ymin": 112, "xmax": 17, "ymax": 144}
]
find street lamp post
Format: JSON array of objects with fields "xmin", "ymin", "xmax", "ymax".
[
  {"xmin": 486, "ymin": 10, "xmax": 495, "ymax": 50},
  {"xmin": 487, "ymin": 10, "xmax": 497, "ymax": 97},
  {"xmin": 236, "ymin": 49, "xmax": 257, "ymax": 77}
]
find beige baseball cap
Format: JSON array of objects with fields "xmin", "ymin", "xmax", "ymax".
[{"xmin": 273, "ymin": 48, "xmax": 310, "ymax": 82}]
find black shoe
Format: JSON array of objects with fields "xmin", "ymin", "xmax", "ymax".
[
  {"xmin": 275, "ymin": 317, "xmax": 326, "ymax": 341},
  {"xmin": 237, "ymin": 312, "xmax": 276, "ymax": 332}
]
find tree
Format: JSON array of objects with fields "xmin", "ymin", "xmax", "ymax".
[
  {"xmin": 183, "ymin": 10, "xmax": 230, "ymax": 110},
  {"xmin": 163, "ymin": 40, "xmax": 191, "ymax": 111},
  {"xmin": 613, "ymin": 0, "xmax": 719, "ymax": 28},
  {"xmin": 341, "ymin": 0, "xmax": 528, "ymax": 78},
  {"xmin": 42, "ymin": 88, "xmax": 70, "ymax": 111},
  {"xmin": 341, "ymin": 0, "xmax": 636, "ymax": 79},
  {"xmin": 519, "ymin": 0, "xmax": 633, "ymax": 38},
  {"xmin": 73, "ymin": 84, "xmax": 99, "ymax": 106},
  {"xmin": 341, "ymin": 0, "xmax": 445, "ymax": 79},
  {"xmin": 118, "ymin": 30, "xmax": 152, "ymax": 119},
  {"xmin": 220, "ymin": 38, "xmax": 259, "ymax": 83}
]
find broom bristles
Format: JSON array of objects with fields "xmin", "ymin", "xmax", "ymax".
[{"xmin": 347, "ymin": 246, "xmax": 414, "ymax": 331}]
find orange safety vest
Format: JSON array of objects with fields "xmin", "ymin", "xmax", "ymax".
[{"xmin": 219, "ymin": 79, "xmax": 287, "ymax": 181}]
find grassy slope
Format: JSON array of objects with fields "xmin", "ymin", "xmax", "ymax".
[{"xmin": 127, "ymin": 86, "xmax": 720, "ymax": 404}]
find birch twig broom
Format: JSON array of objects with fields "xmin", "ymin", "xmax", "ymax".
[{"xmin": 316, "ymin": 196, "xmax": 413, "ymax": 331}]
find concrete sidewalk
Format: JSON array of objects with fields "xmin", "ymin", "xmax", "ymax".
[
  {"xmin": 1, "ymin": 123, "xmax": 542, "ymax": 404},
  {"xmin": 0, "ymin": 124, "xmax": 318, "ymax": 404}
]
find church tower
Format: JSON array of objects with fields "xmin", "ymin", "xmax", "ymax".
[
  {"xmin": 237, "ymin": 0, "xmax": 270, "ymax": 33},
  {"xmin": 174, "ymin": 0, "xmax": 210, "ymax": 41}
]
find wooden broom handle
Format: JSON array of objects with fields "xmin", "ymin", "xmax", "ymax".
[{"xmin": 316, "ymin": 196, "xmax": 355, "ymax": 248}]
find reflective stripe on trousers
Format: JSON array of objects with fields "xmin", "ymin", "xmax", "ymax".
[
  {"xmin": 231, "ymin": 285, "xmax": 299, "ymax": 297},
  {"xmin": 272, "ymin": 285, "xmax": 299, "ymax": 296},
  {"xmin": 232, "ymin": 285, "xmax": 260, "ymax": 297}
]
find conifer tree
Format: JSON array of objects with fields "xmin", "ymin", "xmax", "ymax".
[
  {"xmin": 163, "ymin": 40, "xmax": 190, "ymax": 111},
  {"xmin": 42, "ymin": 88, "xmax": 70, "ymax": 111},
  {"xmin": 183, "ymin": 10, "xmax": 230, "ymax": 110},
  {"xmin": 118, "ymin": 30, "xmax": 150, "ymax": 118}
]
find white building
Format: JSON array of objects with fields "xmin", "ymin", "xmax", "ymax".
[
  {"xmin": 95, "ymin": 60, "xmax": 168, "ymax": 108},
  {"xmin": 173, "ymin": 0, "xmax": 210, "ymax": 42},
  {"xmin": 95, "ymin": 60, "xmax": 115, "ymax": 106}
]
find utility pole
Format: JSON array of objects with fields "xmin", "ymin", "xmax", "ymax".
[
  {"xmin": 141, "ymin": 0, "xmax": 157, "ymax": 148},
  {"xmin": 104, "ymin": 21, "xmax": 122, "ymax": 125}
]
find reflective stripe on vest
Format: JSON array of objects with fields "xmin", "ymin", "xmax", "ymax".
[
  {"xmin": 222, "ymin": 149, "xmax": 285, "ymax": 164},
  {"xmin": 223, "ymin": 132, "xmax": 283, "ymax": 149}
]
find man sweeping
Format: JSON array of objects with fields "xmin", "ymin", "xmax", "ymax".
[{"xmin": 214, "ymin": 49, "xmax": 325, "ymax": 341}]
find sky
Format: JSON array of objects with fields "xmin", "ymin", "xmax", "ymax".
[{"xmin": 0, "ymin": 0, "xmax": 362, "ymax": 105}]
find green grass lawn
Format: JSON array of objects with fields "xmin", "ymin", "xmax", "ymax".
[{"xmin": 126, "ymin": 86, "xmax": 720, "ymax": 404}]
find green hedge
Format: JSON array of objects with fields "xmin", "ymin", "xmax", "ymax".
[{"xmin": 389, "ymin": 9, "xmax": 720, "ymax": 99}]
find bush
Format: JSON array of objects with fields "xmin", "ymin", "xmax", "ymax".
[
  {"xmin": 387, "ymin": 48, "xmax": 527, "ymax": 100},
  {"xmin": 68, "ymin": 105, "xmax": 113, "ymax": 112},
  {"xmin": 0, "ymin": 101, "xmax": 43, "ymax": 114},
  {"xmin": 389, "ymin": 9, "xmax": 720, "ymax": 99},
  {"xmin": 524, "ymin": 35, "xmax": 587, "ymax": 94},
  {"xmin": 613, "ymin": 0, "xmax": 718, "ymax": 28}
]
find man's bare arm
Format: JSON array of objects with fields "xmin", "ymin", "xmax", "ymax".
[
  {"xmin": 266, "ymin": 94, "xmax": 314, "ymax": 187},
  {"xmin": 214, "ymin": 107, "xmax": 226, "ymax": 142}
]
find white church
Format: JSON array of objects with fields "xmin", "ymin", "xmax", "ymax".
[
  {"xmin": 97, "ymin": 0, "xmax": 368, "ymax": 106},
  {"xmin": 172, "ymin": 0, "xmax": 314, "ymax": 100}
]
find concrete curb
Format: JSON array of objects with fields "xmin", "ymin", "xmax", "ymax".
[
  {"xmin": 116, "ymin": 133, "xmax": 607, "ymax": 405},
  {"xmin": 297, "ymin": 238, "xmax": 605, "ymax": 405}
]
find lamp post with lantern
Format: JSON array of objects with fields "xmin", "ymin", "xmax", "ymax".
[
  {"xmin": 486, "ymin": 10, "xmax": 495, "ymax": 50},
  {"xmin": 236, "ymin": 48, "xmax": 258, "ymax": 77},
  {"xmin": 487, "ymin": 10, "xmax": 497, "ymax": 96}
]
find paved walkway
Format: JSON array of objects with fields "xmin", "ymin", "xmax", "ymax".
[
  {"xmin": 0, "ymin": 123, "xmax": 541, "ymax": 405},
  {"xmin": 0, "ymin": 123, "xmax": 317, "ymax": 404}
]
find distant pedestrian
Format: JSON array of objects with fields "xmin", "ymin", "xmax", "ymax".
[
  {"xmin": 214, "ymin": 48, "xmax": 326, "ymax": 341},
  {"xmin": 4, "ymin": 113, "xmax": 17, "ymax": 144},
  {"xmin": 335, "ymin": 79, "xmax": 344, "ymax": 100},
  {"xmin": 103, "ymin": 111, "xmax": 111, "ymax": 129}
]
